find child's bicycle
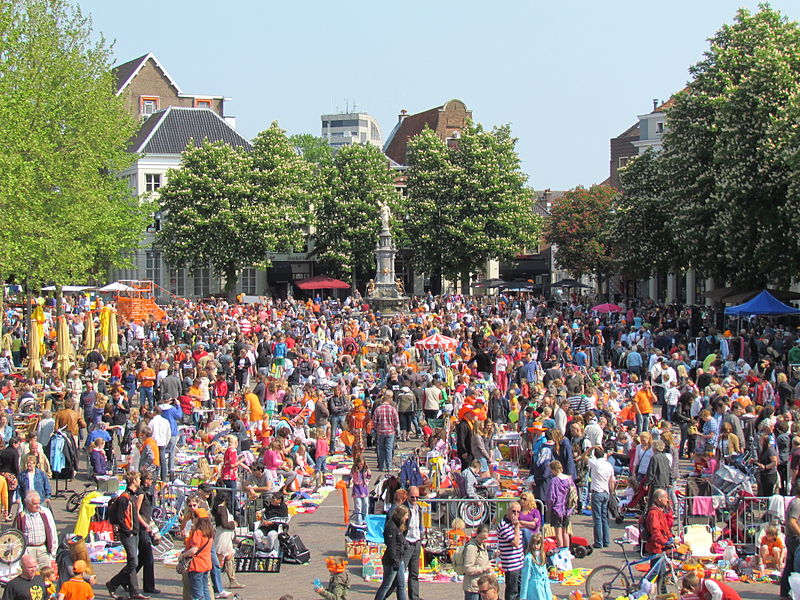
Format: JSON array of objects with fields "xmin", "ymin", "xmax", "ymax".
[{"xmin": 584, "ymin": 538, "xmax": 681, "ymax": 600}]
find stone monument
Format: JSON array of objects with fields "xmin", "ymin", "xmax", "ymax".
[{"xmin": 366, "ymin": 203, "xmax": 409, "ymax": 314}]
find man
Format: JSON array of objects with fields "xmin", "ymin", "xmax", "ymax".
[
  {"xmin": 327, "ymin": 387, "xmax": 349, "ymax": 440},
  {"xmin": 18, "ymin": 433, "xmax": 51, "ymax": 478},
  {"xmin": 588, "ymin": 447, "xmax": 615, "ymax": 549},
  {"xmin": 633, "ymin": 381, "xmax": 656, "ymax": 433},
  {"xmin": 495, "ymin": 501, "xmax": 524, "ymax": 600},
  {"xmin": 158, "ymin": 368, "xmax": 182, "ymax": 402},
  {"xmin": 17, "ymin": 456, "xmax": 51, "ymax": 505},
  {"xmin": 149, "ymin": 407, "xmax": 171, "ymax": 482},
  {"xmin": 780, "ymin": 479, "xmax": 800, "ymax": 599},
  {"xmin": 373, "ymin": 392, "xmax": 399, "ymax": 472},
  {"xmin": 158, "ymin": 398, "xmax": 182, "ymax": 481},
  {"xmin": 646, "ymin": 440, "xmax": 672, "ymax": 507},
  {"xmin": 54, "ymin": 399, "xmax": 86, "ymax": 447},
  {"xmin": 403, "ymin": 486, "xmax": 423, "ymax": 600},
  {"xmin": 254, "ymin": 493, "xmax": 289, "ymax": 555},
  {"xmin": 137, "ymin": 361, "xmax": 156, "ymax": 410},
  {"xmin": 644, "ymin": 488, "xmax": 674, "ymax": 593},
  {"xmin": 626, "ymin": 345, "xmax": 643, "ymax": 377},
  {"xmin": 1, "ymin": 555, "xmax": 46, "ymax": 600},
  {"xmin": 456, "ymin": 408, "xmax": 477, "ymax": 470},
  {"xmin": 476, "ymin": 574, "xmax": 500, "ymax": 600},
  {"xmin": 722, "ymin": 401, "xmax": 746, "ymax": 450},
  {"xmin": 106, "ymin": 472, "xmax": 147, "ymax": 600},
  {"xmin": 14, "ymin": 491, "xmax": 57, "ymax": 568}
]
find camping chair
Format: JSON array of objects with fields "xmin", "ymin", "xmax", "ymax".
[{"xmin": 151, "ymin": 496, "xmax": 185, "ymax": 560}]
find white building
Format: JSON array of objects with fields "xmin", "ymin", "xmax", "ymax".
[{"xmin": 321, "ymin": 112, "xmax": 382, "ymax": 150}]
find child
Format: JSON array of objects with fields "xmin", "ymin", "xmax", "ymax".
[
  {"xmin": 40, "ymin": 565, "xmax": 56, "ymax": 600},
  {"xmin": 57, "ymin": 560, "xmax": 95, "ymax": 600},
  {"xmin": 350, "ymin": 455, "xmax": 371, "ymax": 526},
  {"xmin": 315, "ymin": 429, "xmax": 329, "ymax": 490},
  {"xmin": 520, "ymin": 534, "xmax": 552, "ymax": 600},
  {"xmin": 315, "ymin": 557, "xmax": 350, "ymax": 600},
  {"xmin": 758, "ymin": 525, "xmax": 786, "ymax": 569},
  {"xmin": 89, "ymin": 438, "xmax": 109, "ymax": 479}
]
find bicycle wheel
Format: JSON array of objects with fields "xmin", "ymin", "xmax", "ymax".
[
  {"xmin": 65, "ymin": 492, "xmax": 82, "ymax": 513},
  {"xmin": 585, "ymin": 565, "xmax": 630, "ymax": 600}
]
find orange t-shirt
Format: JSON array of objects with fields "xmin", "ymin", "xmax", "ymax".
[
  {"xmin": 138, "ymin": 368, "xmax": 156, "ymax": 388},
  {"xmin": 760, "ymin": 534, "xmax": 784, "ymax": 558},
  {"xmin": 246, "ymin": 392, "xmax": 264, "ymax": 422},
  {"xmin": 186, "ymin": 530, "xmax": 213, "ymax": 572},
  {"xmin": 59, "ymin": 577, "xmax": 95, "ymax": 600},
  {"xmin": 634, "ymin": 389, "xmax": 654, "ymax": 414}
]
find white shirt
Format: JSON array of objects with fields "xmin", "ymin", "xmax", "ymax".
[
  {"xmin": 584, "ymin": 422, "xmax": 603, "ymax": 447},
  {"xmin": 150, "ymin": 415, "xmax": 171, "ymax": 446},
  {"xmin": 588, "ymin": 456, "xmax": 614, "ymax": 493}
]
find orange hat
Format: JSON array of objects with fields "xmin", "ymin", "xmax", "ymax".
[
  {"xmin": 194, "ymin": 507, "xmax": 210, "ymax": 519},
  {"xmin": 527, "ymin": 422, "xmax": 547, "ymax": 432},
  {"xmin": 325, "ymin": 556, "xmax": 348, "ymax": 573},
  {"xmin": 73, "ymin": 559, "xmax": 88, "ymax": 574}
]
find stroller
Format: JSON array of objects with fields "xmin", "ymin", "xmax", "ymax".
[{"xmin": 710, "ymin": 453, "xmax": 756, "ymax": 499}]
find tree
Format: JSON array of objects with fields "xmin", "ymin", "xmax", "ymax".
[
  {"xmin": 315, "ymin": 143, "xmax": 400, "ymax": 285},
  {"xmin": 0, "ymin": 0, "xmax": 148, "ymax": 294},
  {"xmin": 404, "ymin": 122, "xmax": 539, "ymax": 292},
  {"xmin": 545, "ymin": 185, "xmax": 616, "ymax": 285},
  {"xmin": 290, "ymin": 134, "xmax": 333, "ymax": 168},
  {"xmin": 661, "ymin": 5, "xmax": 800, "ymax": 288},
  {"xmin": 611, "ymin": 151, "xmax": 677, "ymax": 280},
  {"xmin": 157, "ymin": 123, "xmax": 315, "ymax": 298}
]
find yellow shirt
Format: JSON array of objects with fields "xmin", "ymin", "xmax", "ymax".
[{"xmin": 246, "ymin": 392, "xmax": 264, "ymax": 423}]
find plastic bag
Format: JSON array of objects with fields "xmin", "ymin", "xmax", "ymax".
[{"xmin": 551, "ymin": 548, "xmax": 574, "ymax": 572}]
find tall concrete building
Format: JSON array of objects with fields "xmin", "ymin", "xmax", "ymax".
[{"xmin": 321, "ymin": 112, "xmax": 382, "ymax": 150}]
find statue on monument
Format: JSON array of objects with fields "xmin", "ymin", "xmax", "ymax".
[
  {"xmin": 366, "ymin": 279, "xmax": 376, "ymax": 296},
  {"xmin": 379, "ymin": 202, "xmax": 391, "ymax": 231}
]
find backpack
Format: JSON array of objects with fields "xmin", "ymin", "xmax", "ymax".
[
  {"xmin": 453, "ymin": 539, "xmax": 474, "ymax": 576},
  {"xmin": 107, "ymin": 493, "xmax": 127, "ymax": 527},
  {"xmin": 566, "ymin": 482, "xmax": 579, "ymax": 512}
]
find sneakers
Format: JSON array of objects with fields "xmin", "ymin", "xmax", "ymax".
[{"xmin": 217, "ymin": 592, "xmax": 233, "ymax": 598}]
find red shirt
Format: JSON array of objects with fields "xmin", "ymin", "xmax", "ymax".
[{"xmin": 221, "ymin": 447, "xmax": 238, "ymax": 481}]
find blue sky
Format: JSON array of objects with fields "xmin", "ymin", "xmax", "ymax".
[{"xmin": 78, "ymin": 1, "xmax": 799, "ymax": 190}]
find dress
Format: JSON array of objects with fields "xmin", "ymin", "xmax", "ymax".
[
  {"xmin": 519, "ymin": 553, "xmax": 552, "ymax": 600},
  {"xmin": 214, "ymin": 507, "xmax": 236, "ymax": 556}
]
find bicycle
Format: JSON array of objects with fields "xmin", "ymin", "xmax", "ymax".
[
  {"xmin": 65, "ymin": 482, "xmax": 96, "ymax": 513},
  {"xmin": 584, "ymin": 538, "xmax": 680, "ymax": 600}
]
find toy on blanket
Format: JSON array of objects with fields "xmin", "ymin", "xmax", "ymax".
[{"xmin": 314, "ymin": 557, "xmax": 350, "ymax": 600}]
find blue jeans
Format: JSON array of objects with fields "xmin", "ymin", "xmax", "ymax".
[
  {"xmin": 330, "ymin": 414, "xmax": 345, "ymax": 439},
  {"xmin": 139, "ymin": 386, "xmax": 154, "ymax": 409},
  {"xmin": 354, "ymin": 495, "xmax": 369, "ymax": 525},
  {"xmin": 374, "ymin": 562, "xmax": 407, "ymax": 600},
  {"xmin": 591, "ymin": 491, "xmax": 610, "ymax": 547},
  {"xmin": 163, "ymin": 434, "xmax": 178, "ymax": 480},
  {"xmin": 210, "ymin": 548, "xmax": 224, "ymax": 594},
  {"xmin": 636, "ymin": 412, "xmax": 651, "ymax": 433},
  {"xmin": 188, "ymin": 570, "xmax": 211, "ymax": 600},
  {"xmin": 376, "ymin": 433, "xmax": 395, "ymax": 471}
]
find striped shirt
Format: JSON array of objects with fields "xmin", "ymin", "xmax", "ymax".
[{"xmin": 495, "ymin": 517, "xmax": 524, "ymax": 572}]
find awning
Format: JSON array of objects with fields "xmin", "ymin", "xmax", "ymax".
[
  {"xmin": 98, "ymin": 282, "xmax": 138, "ymax": 293},
  {"xmin": 724, "ymin": 290, "xmax": 800, "ymax": 316},
  {"xmin": 295, "ymin": 275, "xmax": 351, "ymax": 290},
  {"xmin": 41, "ymin": 285, "xmax": 95, "ymax": 292}
]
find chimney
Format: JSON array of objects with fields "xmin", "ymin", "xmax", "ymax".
[
  {"xmin": 398, "ymin": 109, "xmax": 408, "ymax": 123},
  {"xmin": 652, "ymin": 98, "xmax": 659, "ymax": 111}
]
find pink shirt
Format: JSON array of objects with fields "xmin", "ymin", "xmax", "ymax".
[
  {"xmin": 262, "ymin": 449, "xmax": 284, "ymax": 470},
  {"xmin": 315, "ymin": 438, "xmax": 329, "ymax": 459}
]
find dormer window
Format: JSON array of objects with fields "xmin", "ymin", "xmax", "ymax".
[
  {"xmin": 656, "ymin": 122, "xmax": 665, "ymax": 134},
  {"xmin": 194, "ymin": 99, "xmax": 212, "ymax": 109},
  {"xmin": 141, "ymin": 96, "xmax": 159, "ymax": 116}
]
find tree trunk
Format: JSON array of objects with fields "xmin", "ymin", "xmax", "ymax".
[
  {"xmin": 25, "ymin": 283, "xmax": 32, "ymax": 359},
  {"xmin": 56, "ymin": 284, "xmax": 64, "ymax": 318},
  {"xmin": 461, "ymin": 270, "xmax": 471, "ymax": 296},
  {"xmin": 430, "ymin": 266, "xmax": 442, "ymax": 296},
  {"xmin": 224, "ymin": 265, "xmax": 239, "ymax": 301}
]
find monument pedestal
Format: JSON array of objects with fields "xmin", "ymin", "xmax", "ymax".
[{"xmin": 366, "ymin": 205, "xmax": 409, "ymax": 314}]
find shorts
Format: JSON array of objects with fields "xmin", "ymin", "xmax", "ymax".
[{"xmin": 549, "ymin": 513, "xmax": 570, "ymax": 528}]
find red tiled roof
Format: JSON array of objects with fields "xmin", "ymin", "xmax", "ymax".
[{"xmin": 383, "ymin": 105, "xmax": 443, "ymax": 165}]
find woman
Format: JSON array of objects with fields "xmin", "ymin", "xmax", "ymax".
[
  {"xmin": 520, "ymin": 534, "xmax": 552, "ymax": 600},
  {"xmin": 212, "ymin": 492, "xmax": 244, "ymax": 590},
  {"xmin": 461, "ymin": 524, "xmax": 492, "ymax": 600},
  {"xmin": 697, "ymin": 409, "xmax": 718, "ymax": 455},
  {"xmin": 180, "ymin": 507, "xmax": 215, "ymax": 600},
  {"xmin": 545, "ymin": 459, "xmax": 575, "ymax": 550},
  {"xmin": 517, "ymin": 491, "xmax": 542, "ymax": 547},
  {"xmin": 373, "ymin": 504, "xmax": 409, "ymax": 600},
  {"xmin": 632, "ymin": 432, "xmax": 653, "ymax": 484},
  {"xmin": 776, "ymin": 372, "xmax": 793, "ymax": 412},
  {"xmin": 471, "ymin": 420, "xmax": 492, "ymax": 475},
  {"xmin": 674, "ymin": 392, "xmax": 695, "ymax": 459},
  {"xmin": 756, "ymin": 427, "xmax": 779, "ymax": 496},
  {"xmin": 718, "ymin": 422, "xmax": 741, "ymax": 459}
]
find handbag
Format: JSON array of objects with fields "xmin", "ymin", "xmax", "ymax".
[{"xmin": 176, "ymin": 537, "xmax": 211, "ymax": 575}]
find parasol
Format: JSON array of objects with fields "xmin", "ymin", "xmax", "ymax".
[
  {"xmin": 83, "ymin": 312, "xmax": 95, "ymax": 351},
  {"xmin": 97, "ymin": 306, "xmax": 110, "ymax": 354},
  {"xmin": 295, "ymin": 276, "xmax": 351, "ymax": 290},
  {"xmin": 56, "ymin": 315, "xmax": 76, "ymax": 380},
  {"xmin": 591, "ymin": 303, "xmax": 623, "ymax": 313},
  {"xmin": 108, "ymin": 309, "xmax": 120, "ymax": 358},
  {"xmin": 415, "ymin": 333, "xmax": 457, "ymax": 351},
  {"xmin": 27, "ymin": 305, "xmax": 45, "ymax": 376}
]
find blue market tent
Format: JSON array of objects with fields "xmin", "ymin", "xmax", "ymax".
[{"xmin": 724, "ymin": 290, "xmax": 800, "ymax": 316}]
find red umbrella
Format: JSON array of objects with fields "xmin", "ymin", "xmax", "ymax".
[
  {"xmin": 415, "ymin": 333, "xmax": 457, "ymax": 350},
  {"xmin": 295, "ymin": 275, "xmax": 351, "ymax": 290},
  {"xmin": 591, "ymin": 303, "xmax": 623, "ymax": 313}
]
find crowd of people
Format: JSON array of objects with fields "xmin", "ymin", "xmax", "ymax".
[{"xmin": 0, "ymin": 290, "xmax": 795, "ymax": 599}]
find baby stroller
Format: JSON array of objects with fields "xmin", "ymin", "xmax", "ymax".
[{"xmin": 710, "ymin": 455, "xmax": 755, "ymax": 500}]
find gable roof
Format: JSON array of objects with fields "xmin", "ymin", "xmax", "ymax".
[
  {"xmin": 113, "ymin": 52, "xmax": 183, "ymax": 96},
  {"xmin": 383, "ymin": 106, "xmax": 442, "ymax": 165},
  {"xmin": 128, "ymin": 106, "xmax": 252, "ymax": 154}
]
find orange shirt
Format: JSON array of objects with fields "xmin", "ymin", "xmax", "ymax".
[
  {"xmin": 186, "ymin": 530, "xmax": 213, "ymax": 572},
  {"xmin": 138, "ymin": 368, "xmax": 156, "ymax": 388},
  {"xmin": 245, "ymin": 392, "xmax": 264, "ymax": 422},
  {"xmin": 633, "ymin": 389, "xmax": 655, "ymax": 414},
  {"xmin": 59, "ymin": 577, "xmax": 95, "ymax": 600},
  {"xmin": 760, "ymin": 534, "xmax": 784, "ymax": 558}
]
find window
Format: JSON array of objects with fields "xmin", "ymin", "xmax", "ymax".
[
  {"xmin": 241, "ymin": 268, "xmax": 257, "ymax": 295},
  {"xmin": 141, "ymin": 96, "xmax": 159, "ymax": 116},
  {"xmin": 194, "ymin": 99, "xmax": 212, "ymax": 109},
  {"xmin": 193, "ymin": 268, "xmax": 210, "ymax": 297},
  {"xmin": 147, "ymin": 211, "xmax": 162, "ymax": 233},
  {"xmin": 145, "ymin": 249, "xmax": 161, "ymax": 287},
  {"xmin": 618, "ymin": 156, "xmax": 634, "ymax": 169},
  {"xmin": 145, "ymin": 173, "xmax": 161, "ymax": 192},
  {"xmin": 169, "ymin": 268, "xmax": 185, "ymax": 297},
  {"xmin": 327, "ymin": 119, "xmax": 359, "ymax": 128},
  {"xmin": 371, "ymin": 122, "xmax": 380, "ymax": 141},
  {"xmin": 656, "ymin": 122, "xmax": 665, "ymax": 134}
]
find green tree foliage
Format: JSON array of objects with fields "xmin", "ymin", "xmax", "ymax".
[
  {"xmin": 404, "ymin": 123, "xmax": 539, "ymax": 291},
  {"xmin": 545, "ymin": 185, "xmax": 616, "ymax": 280},
  {"xmin": 661, "ymin": 5, "xmax": 800, "ymax": 288},
  {"xmin": 612, "ymin": 151, "xmax": 677, "ymax": 279},
  {"xmin": 290, "ymin": 133, "xmax": 333, "ymax": 168},
  {"xmin": 0, "ymin": 0, "xmax": 148, "ymax": 287},
  {"xmin": 157, "ymin": 123, "xmax": 314, "ymax": 297},
  {"xmin": 315, "ymin": 143, "xmax": 400, "ymax": 284}
]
